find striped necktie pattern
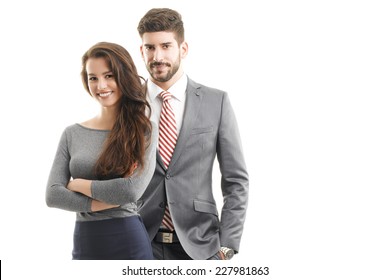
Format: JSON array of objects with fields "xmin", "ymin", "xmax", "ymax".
[{"xmin": 159, "ymin": 91, "xmax": 177, "ymax": 231}]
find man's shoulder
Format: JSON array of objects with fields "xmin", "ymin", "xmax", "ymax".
[{"xmin": 187, "ymin": 77, "xmax": 227, "ymax": 97}]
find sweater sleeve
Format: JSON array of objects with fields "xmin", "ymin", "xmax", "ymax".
[
  {"xmin": 90, "ymin": 121, "xmax": 158, "ymax": 205},
  {"xmin": 46, "ymin": 128, "xmax": 92, "ymax": 212}
]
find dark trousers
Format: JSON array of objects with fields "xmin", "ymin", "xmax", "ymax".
[
  {"xmin": 152, "ymin": 239, "xmax": 192, "ymax": 260},
  {"xmin": 73, "ymin": 216, "xmax": 153, "ymax": 260},
  {"xmin": 151, "ymin": 231, "xmax": 222, "ymax": 260}
]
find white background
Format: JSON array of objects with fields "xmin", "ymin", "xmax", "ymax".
[{"xmin": 1, "ymin": 0, "xmax": 390, "ymax": 279}]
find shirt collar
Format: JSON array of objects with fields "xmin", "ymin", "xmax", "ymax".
[{"xmin": 147, "ymin": 73, "xmax": 188, "ymax": 102}]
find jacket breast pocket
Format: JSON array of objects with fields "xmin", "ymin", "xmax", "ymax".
[
  {"xmin": 191, "ymin": 126, "xmax": 214, "ymax": 135},
  {"xmin": 186, "ymin": 126, "xmax": 216, "ymax": 152}
]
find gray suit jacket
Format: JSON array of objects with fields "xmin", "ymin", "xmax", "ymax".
[{"xmin": 138, "ymin": 77, "xmax": 249, "ymax": 260}]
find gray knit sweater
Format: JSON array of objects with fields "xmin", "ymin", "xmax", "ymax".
[{"xmin": 46, "ymin": 122, "xmax": 157, "ymax": 222}]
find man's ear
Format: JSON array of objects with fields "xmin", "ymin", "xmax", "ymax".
[{"xmin": 180, "ymin": 41, "xmax": 189, "ymax": 59}]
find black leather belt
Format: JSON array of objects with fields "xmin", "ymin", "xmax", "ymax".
[{"xmin": 154, "ymin": 230, "xmax": 179, "ymax": 243}]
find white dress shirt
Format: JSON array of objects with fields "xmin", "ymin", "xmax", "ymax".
[{"xmin": 147, "ymin": 74, "xmax": 188, "ymax": 136}]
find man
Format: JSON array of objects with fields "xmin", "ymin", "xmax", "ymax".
[{"xmin": 136, "ymin": 8, "xmax": 249, "ymax": 260}]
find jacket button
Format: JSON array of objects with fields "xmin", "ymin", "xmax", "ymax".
[
  {"xmin": 166, "ymin": 174, "xmax": 171, "ymax": 179},
  {"xmin": 159, "ymin": 202, "xmax": 165, "ymax": 208}
]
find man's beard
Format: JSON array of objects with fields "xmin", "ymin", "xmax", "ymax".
[{"xmin": 147, "ymin": 58, "xmax": 180, "ymax": 83}]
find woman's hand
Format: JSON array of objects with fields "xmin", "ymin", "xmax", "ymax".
[
  {"xmin": 91, "ymin": 200, "xmax": 120, "ymax": 212},
  {"xmin": 67, "ymin": 178, "xmax": 92, "ymax": 197},
  {"xmin": 68, "ymin": 179, "xmax": 119, "ymax": 212},
  {"xmin": 125, "ymin": 162, "xmax": 138, "ymax": 177}
]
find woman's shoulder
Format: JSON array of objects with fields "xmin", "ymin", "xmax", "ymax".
[
  {"xmin": 62, "ymin": 123, "xmax": 109, "ymax": 137},
  {"xmin": 62, "ymin": 123, "xmax": 81, "ymax": 133},
  {"xmin": 63, "ymin": 123, "xmax": 89, "ymax": 132}
]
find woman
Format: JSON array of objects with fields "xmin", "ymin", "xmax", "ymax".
[{"xmin": 46, "ymin": 42, "xmax": 157, "ymax": 260}]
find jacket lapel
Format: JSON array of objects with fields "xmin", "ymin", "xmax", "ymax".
[
  {"xmin": 167, "ymin": 78, "xmax": 202, "ymax": 171},
  {"xmin": 156, "ymin": 150, "xmax": 165, "ymax": 170}
]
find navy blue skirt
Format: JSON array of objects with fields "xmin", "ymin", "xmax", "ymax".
[{"xmin": 72, "ymin": 215, "xmax": 153, "ymax": 260}]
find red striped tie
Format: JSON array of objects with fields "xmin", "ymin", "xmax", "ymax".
[{"xmin": 159, "ymin": 91, "xmax": 176, "ymax": 231}]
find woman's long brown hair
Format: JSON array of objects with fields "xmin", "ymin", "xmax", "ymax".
[{"xmin": 81, "ymin": 42, "xmax": 151, "ymax": 178}]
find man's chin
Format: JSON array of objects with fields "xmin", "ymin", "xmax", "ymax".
[{"xmin": 152, "ymin": 74, "xmax": 171, "ymax": 83}]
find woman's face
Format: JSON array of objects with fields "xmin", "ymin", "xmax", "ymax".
[{"xmin": 86, "ymin": 57, "xmax": 122, "ymax": 109}]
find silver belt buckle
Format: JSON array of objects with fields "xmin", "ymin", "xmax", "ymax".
[{"xmin": 162, "ymin": 232, "xmax": 173, "ymax": 243}]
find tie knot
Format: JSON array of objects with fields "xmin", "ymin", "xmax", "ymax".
[{"xmin": 160, "ymin": 91, "xmax": 173, "ymax": 102}]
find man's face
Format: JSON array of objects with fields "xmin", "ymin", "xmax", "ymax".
[{"xmin": 140, "ymin": 31, "xmax": 188, "ymax": 84}]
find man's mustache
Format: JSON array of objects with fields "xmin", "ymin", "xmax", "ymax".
[{"xmin": 150, "ymin": 61, "xmax": 171, "ymax": 67}]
